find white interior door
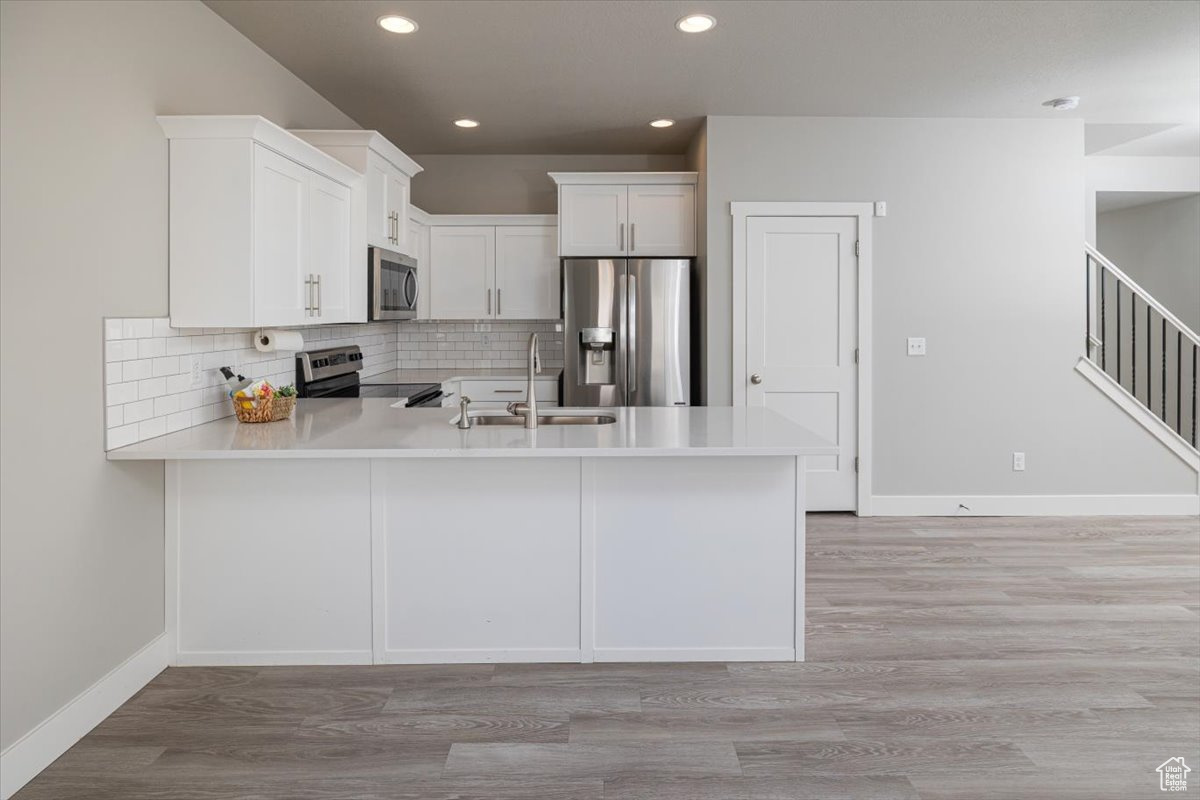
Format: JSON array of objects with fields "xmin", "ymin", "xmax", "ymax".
[
  {"xmin": 495, "ymin": 226, "xmax": 559, "ymax": 319},
  {"xmin": 746, "ymin": 216, "xmax": 857, "ymax": 511}
]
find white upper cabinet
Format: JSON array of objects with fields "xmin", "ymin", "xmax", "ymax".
[
  {"xmin": 290, "ymin": 130, "xmax": 422, "ymax": 256},
  {"xmin": 559, "ymin": 185, "xmax": 627, "ymax": 256},
  {"xmin": 159, "ymin": 116, "xmax": 361, "ymax": 328},
  {"xmin": 551, "ymin": 173, "xmax": 697, "ymax": 257},
  {"xmin": 628, "ymin": 184, "xmax": 696, "ymax": 257},
  {"xmin": 429, "ymin": 226, "xmax": 495, "ymax": 320},
  {"xmin": 495, "ymin": 226, "xmax": 559, "ymax": 319},
  {"xmin": 252, "ymin": 147, "xmax": 310, "ymax": 326},
  {"xmin": 307, "ymin": 172, "xmax": 353, "ymax": 322},
  {"xmin": 426, "ymin": 217, "xmax": 558, "ymax": 321}
]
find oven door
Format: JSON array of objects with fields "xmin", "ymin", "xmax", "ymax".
[{"xmin": 369, "ymin": 247, "xmax": 418, "ymax": 321}]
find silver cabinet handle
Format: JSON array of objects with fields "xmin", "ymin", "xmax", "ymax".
[
  {"xmin": 750, "ymin": 374, "xmax": 763, "ymax": 385},
  {"xmin": 315, "ymin": 274, "xmax": 322, "ymax": 317},
  {"xmin": 628, "ymin": 273, "xmax": 637, "ymax": 394},
  {"xmin": 487, "ymin": 288, "xmax": 492, "ymax": 316},
  {"xmin": 631, "ymin": 222, "xmax": 636, "ymax": 252},
  {"xmin": 493, "ymin": 389, "xmax": 523, "ymax": 394},
  {"xmin": 619, "ymin": 222, "xmax": 625, "ymax": 252},
  {"xmin": 497, "ymin": 288, "xmax": 502, "ymax": 316},
  {"xmin": 392, "ymin": 212, "xmax": 398, "ymax": 244}
]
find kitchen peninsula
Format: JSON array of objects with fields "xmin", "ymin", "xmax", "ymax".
[{"xmin": 109, "ymin": 402, "xmax": 834, "ymax": 666}]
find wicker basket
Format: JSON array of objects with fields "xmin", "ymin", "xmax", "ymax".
[{"xmin": 270, "ymin": 395, "xmax": 296, "ymax": 421}]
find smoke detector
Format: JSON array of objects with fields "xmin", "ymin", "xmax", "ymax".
[{"xmin": 1042, "ymin": 96, "xmax": 1080, "ymax": 111}]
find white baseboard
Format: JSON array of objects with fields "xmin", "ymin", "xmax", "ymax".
[
  {"xmin": 174, "ymin": 649, "xmax": 372, "ymax": 666},
  {"xmin": 593, "ymin": 647, "xmax": 796, "ymax": 662},
  {"xmin": 0, "ymin": 634, "xmax": 167, "ymax": 799},
  {"xmin": 384, "ymin": 648, "xmax": 582, "ymax": 664},
  {"xmin": 870, "ymin": 494, "xmax": 1200, "ymax": 517}
]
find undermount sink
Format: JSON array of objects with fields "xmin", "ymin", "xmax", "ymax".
[{"xmin": 470, "ymin": 414, "xmax": 617, "ymax": 426}]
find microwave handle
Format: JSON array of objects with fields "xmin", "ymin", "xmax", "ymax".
[{"xmin": 404, "ymin": 269, "xmax": 418, "ymax": 309}]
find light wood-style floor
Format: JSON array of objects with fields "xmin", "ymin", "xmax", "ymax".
[{"xmin": 15, "ymin": 514, "xmax": 1200, "ymax": 799}]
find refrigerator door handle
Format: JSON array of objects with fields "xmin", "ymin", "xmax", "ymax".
[{"xmin": 627, "ymin": 273, "xmax": 637, "ymax": 395}]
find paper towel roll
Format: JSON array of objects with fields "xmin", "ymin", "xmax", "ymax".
[{"xmin": 255, "ymin": 329, "xmax": 304, "ymax": 353}]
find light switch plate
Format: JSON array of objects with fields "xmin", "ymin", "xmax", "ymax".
[
  {"xmin": 907, "ymin": 337, "xmax": 926, "ymax": 356},
  {"xmin": 874, "ymin": 201, "xmax": 887, "ymax": 217},
  {"xmin": 1012, "ymin": 452, "xmax": 1026, "ymax": 471}
]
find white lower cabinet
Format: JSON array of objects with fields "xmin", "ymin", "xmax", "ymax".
[
  {"xmin": 168, "ymin": 454, "xmax": 804, "ymax": 666},
  {"xmin": 429, "ymin": 224, "xmax": 558, "ymax": 320}
]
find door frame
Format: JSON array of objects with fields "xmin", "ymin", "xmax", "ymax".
[{"xmin": 731, "ymin": 201, "xmax": 874, "ymax": 516}]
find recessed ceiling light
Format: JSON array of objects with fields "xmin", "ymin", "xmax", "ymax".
[
  {"xmin": 377, "ymin": 15, "xmax": 417, "ymax": 34},
  {"xmin": 676, "ymin": 14, "xmax": 716, "ymax": 33},
  {"xmin": 1042, "ymin": 96, "xmax": 1080, "ymax": 111},
  {"xmin": 649, "ymin": 119, "xmax": 676, "ymax": 128},
  {"xmin": 454, "ymin": 119, "xmax": 480, "ymax": 128}
]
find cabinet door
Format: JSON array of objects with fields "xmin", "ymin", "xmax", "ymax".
[
  {"xmin": 495, "ymin": 226, "xmax": 559, "ymax": 320},
  {"xmin": 388, "ymin": 171, "xmax": 411, "ymax": 254},
  {"xmin": 429, "ymin": 226, "xmax": 495, "ymax": 319},
  {"xmin": 253, "ymin": 145, "xmax": 309, "ymax": 326},
  {"xmin": 628, "ymin": 184, "xmax": 696, "ymax": 257},
  {"xmin": 365, "ymin": 156, "xmax": 392, "ymax": 249},
  {"xmin": 559, "ymin": 185, "xmax": 627, "ymax": 256},
  {"xmin": 308, "ymin": 172, "xmax": 352, "ymax": 322}
]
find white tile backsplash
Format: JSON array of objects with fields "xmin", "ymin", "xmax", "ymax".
[
  {"xmin": 104, "ymin": 318, "xmax": 400, "ymax": 450},
  {"xmin": 103, "ymin": 317, "xmax": 561, "ymax": 450}
]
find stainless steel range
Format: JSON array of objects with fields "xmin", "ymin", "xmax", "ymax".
[{"xmin": 295, "ymin": 345, "xmax": 443, "ymax": 407}]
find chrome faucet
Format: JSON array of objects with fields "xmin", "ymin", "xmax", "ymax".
[
  {"xmin": 456, "ymin": 395, "xmax": 472, "ymax": 429},
  {"xmin": 506, "ymin": 332, "xmax": 541, "ymax": 429}
]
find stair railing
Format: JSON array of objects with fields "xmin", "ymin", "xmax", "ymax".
[{"xmin": 1085, "ymin": 243, "xmax": 1198, "ymax": 448}]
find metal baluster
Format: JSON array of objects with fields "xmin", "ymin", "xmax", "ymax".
[
  {"xmin": 1161, "ymin": 317, "xmax": 1167, "ymax": 422},
  {"xmin": 1192, "ymin": 344, "xmax": 1197, "ymax": 447},
  {"xmin": 1100, "ymin": 267, "xmax": 1106, "ymax": 371},
  {"xmin": 1085, "ymin": 255, "xmax": 1091, "ymax": 356},
  {"xmin": 1177, "ymin": 331, "xmax": 1182, "ymax": 435},
  {"xmin": 1146, "ymin": 305, "xmax": 1152, "ymax": 408},
  {"xmin": 1131, "ymin": 292, "xmax": 1136, "ymax": 397},
  {"xmin": 1115, "ymin": 281, "xmax": 1121, "ymax": 386}
]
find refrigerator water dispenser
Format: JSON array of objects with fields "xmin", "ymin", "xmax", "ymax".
[{"xmin": 579, "ymin": 327, "xmax": 615, "ymax": 385}]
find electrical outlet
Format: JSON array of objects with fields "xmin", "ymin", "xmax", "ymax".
[
  {"xmin": 482, "ymin": 333, "xmax": 494, "ymax": 347},
  {"xmin": 907, "ymin": 337, "xmax": 926, "ymax": 356},
  {"xmin": 1012, "ymin": 451, "xmax": 1026, "ymax": 471},
  {"xmin": 554, "ymin": 322, "xmax": 563, "ymax": 332},
  {"xmin": 189, "ymin": 355, "xmax": 203, "ymax": 387}
]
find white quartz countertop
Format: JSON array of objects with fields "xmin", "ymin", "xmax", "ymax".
[
  {"xmin": 106, "ymin": 401, "xmax": 836, "ymax": 460},
  {"xmin": 365, "ymin": 368, "xmax": 561, "ymax": 384}
]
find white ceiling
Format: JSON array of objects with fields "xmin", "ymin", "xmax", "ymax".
[{"xmin": 205, "ymin": 0, "xmax": 1200, "ymax": 156}]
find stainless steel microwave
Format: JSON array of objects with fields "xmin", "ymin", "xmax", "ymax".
[{"xmin": 368, "ymin": 247, "xmax": 418, "ymax": 320}]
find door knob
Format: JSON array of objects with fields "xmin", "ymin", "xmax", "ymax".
[{"xmin": 750, "ymin": 374, "xmax": 763, "ymax": 385}]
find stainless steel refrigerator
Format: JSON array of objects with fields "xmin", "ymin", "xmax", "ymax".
[{"xmin": 562, "ymin": 258, "xmax": 690, "ymax": 407}]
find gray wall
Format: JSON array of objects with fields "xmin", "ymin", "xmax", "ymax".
[
  {"xmin": 0, "ymin": 0, "xmax": 357, "ymax": 751},
  {"xmin": 411, "ymin": 154, "xmax": 685, "ymax": 214},
  {"xmin": 702, "ymin": 116, "xmax": 1196, "ymax": 497},
  {"xmin": 1098, "ymin": 194, "xmax": 1200, "ymax": 332}
]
